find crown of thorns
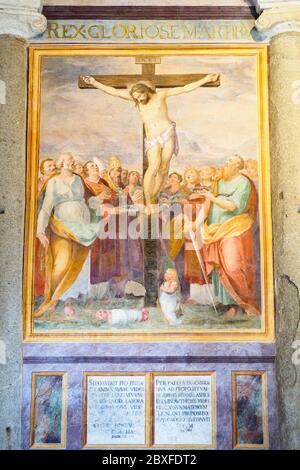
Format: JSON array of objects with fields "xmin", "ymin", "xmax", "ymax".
[{"xmin": 128, "ymin": 81, "xmax": 156, "ymax": 94}]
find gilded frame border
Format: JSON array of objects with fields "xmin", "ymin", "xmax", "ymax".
[
  {"xmin": 23, "ymin": 44, "xmax": 274, "ymax": 343},
  {"xmin": 232, "ymin": 370, "xmax": 269, "ymax": 449},
  {"xmin": 29, "ymin": 371, "xmax": 67, "ymax": 449}
]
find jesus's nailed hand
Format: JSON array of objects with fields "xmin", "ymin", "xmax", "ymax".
[
  {"xmin": 207, "ymin": 73, "xmax": 220, "ymax": 83},
  {"xmin": 82, "ymin": 76, "xmax": 96, "ymax": 86}
]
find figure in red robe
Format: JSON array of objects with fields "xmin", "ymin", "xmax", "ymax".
[{"xmin": 200, "ymin": 155, "xmax": 260, "ymax": 318}]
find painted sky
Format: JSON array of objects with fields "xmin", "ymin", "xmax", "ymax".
[{"xmin": 40, "ymin": 53, "xmax": 258, "ymax": 173}]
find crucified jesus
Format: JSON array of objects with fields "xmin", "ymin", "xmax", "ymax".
[{"xmin": 82, "ymin": 74, "xmax": 219, "ymax": 209}]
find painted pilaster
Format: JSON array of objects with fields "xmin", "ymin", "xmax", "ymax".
[{"xmin": 255, "ymin": 0, "xmax": 300, "ymax": 449}]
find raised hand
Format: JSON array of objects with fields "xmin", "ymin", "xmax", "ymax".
[
  {"xmin": 206, "ymin": 73, "xmax": 220, "ymax": 83},
  {"xmin": 82, "ymin": 75, "xmax": 96, "ymax": 86},
  {"xmin": 198, "ymin": 189, "xmax": 214, "ymax": 200},
  {"xmin": 99, "ymin": 189, "xmax": 112, "ymax": 201},
  {"xmin": 131, "ymin": 189, "xmax": 144, "ymax": 204}
]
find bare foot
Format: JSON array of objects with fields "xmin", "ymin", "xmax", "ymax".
[
  {"xmin": 245, "ymin": 306, "xmax": 261, "ymax": 317},
  {"xmin": 145, "ymin": 205, "xmax": 151, "ymax": 216},
  {"xmin": 225, "ymin": 306, "xmax": 238, "ymax": 320},
  {"xmin": 145, "ymin": 204, "xmax": 160, "ymax": 216}
]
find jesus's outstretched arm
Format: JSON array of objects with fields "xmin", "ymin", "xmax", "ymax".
[
  {"xmin": 164, "ymin": 73, "xmax": 219, "ymax": 97},
  {"xmin": 82, "ymin": 76, "xmax": 132, "ymax": 101}
]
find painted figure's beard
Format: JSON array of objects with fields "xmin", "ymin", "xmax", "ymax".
[
  {"xmin": 63, "ymin": 163, "xmax": 74, "ymax": 171},
  {"xmin": 112, "ymin": 176, "xmax": 122, "ymax": 187},
  {"xmin": 223, "ymin": 166, "xmax": 237, "ymax": 180},
  {"xmin": 139, "ymin": 95, "xmax": 150, "ymax": 105},
  {"xmin": 202, "ymin": 178, "xmax": 213, "ymax": 187}
]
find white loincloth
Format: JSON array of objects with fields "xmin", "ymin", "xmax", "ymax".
[
  {"xmin": 109, "ymin": 308, "xmax": 143, "ymax": 325},
  {"xmin": 144, "ymin": 122, "xmax": 179, "ymax": 155}
]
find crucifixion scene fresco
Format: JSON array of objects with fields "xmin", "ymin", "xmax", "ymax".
[{"xmin": 33, "ymin": 51, "xmax": 263, "ymax": 334}]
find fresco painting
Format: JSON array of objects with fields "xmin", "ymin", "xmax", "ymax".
[{"xmin": 23, "ymin": 46, "xmax": 273, "ymax": 341}]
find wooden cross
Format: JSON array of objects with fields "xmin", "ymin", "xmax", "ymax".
[
  {"xmin": 78, "ymin": 56, "xmax": 220, "ymax": 89},
  {"xmin": 79, "ymin": 56, "xmax": 220, "ymax": 306},
  {"xmin": 79, "ymin": 56, "xmax": 220, "ymax": 174}
]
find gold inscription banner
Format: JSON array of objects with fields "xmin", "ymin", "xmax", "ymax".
[{"xmin": 32, "ymin": 20, "xmax": 262, "ymax": 44}]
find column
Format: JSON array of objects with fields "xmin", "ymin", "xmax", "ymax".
[
  {"xmin": 0, "ymin": 1, "xmax": 47, "ymax": 450},
  {"xmin": 254, "ymin": 0, "xmax": 300, "ymax": 450}
]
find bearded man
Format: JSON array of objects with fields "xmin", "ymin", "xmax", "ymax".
[
  {"xmin": 200, "ymin": 154, "xmax": 260, "ymax": 318},
  {"xmin": 103, "ymin": 155, "xmax": 124, "ymax": 192}
]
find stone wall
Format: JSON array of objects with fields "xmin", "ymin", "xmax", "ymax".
[
  {"xmin": 0, "ymin": 35, "xmax": 27, "ymax": 450},
  {"xmin": 269, "ymin": 32, "xmax": 300, "ymax": 449}
]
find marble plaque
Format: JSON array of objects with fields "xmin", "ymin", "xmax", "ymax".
[
  {"xmin": 85, "ymin": 374, "xmax": 146, "ymax": 446},
  {"xmin": 153, "ymin": 374, "xmax": 215, "ymax": 447}
]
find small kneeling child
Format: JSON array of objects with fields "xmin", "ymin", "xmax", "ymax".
[{"xmin": 159, "ymin": 268, "xmax": 182, "ymax": 326}]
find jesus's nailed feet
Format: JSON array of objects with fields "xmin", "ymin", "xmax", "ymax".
[{"xmin": 144, "ymin": 204, "xmax": 160, "ymax": 216}]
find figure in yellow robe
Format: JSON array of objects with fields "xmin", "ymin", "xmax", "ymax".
[{"xmin": 35, "ymin": 153, "xmax": 100, "ymax": 318}]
